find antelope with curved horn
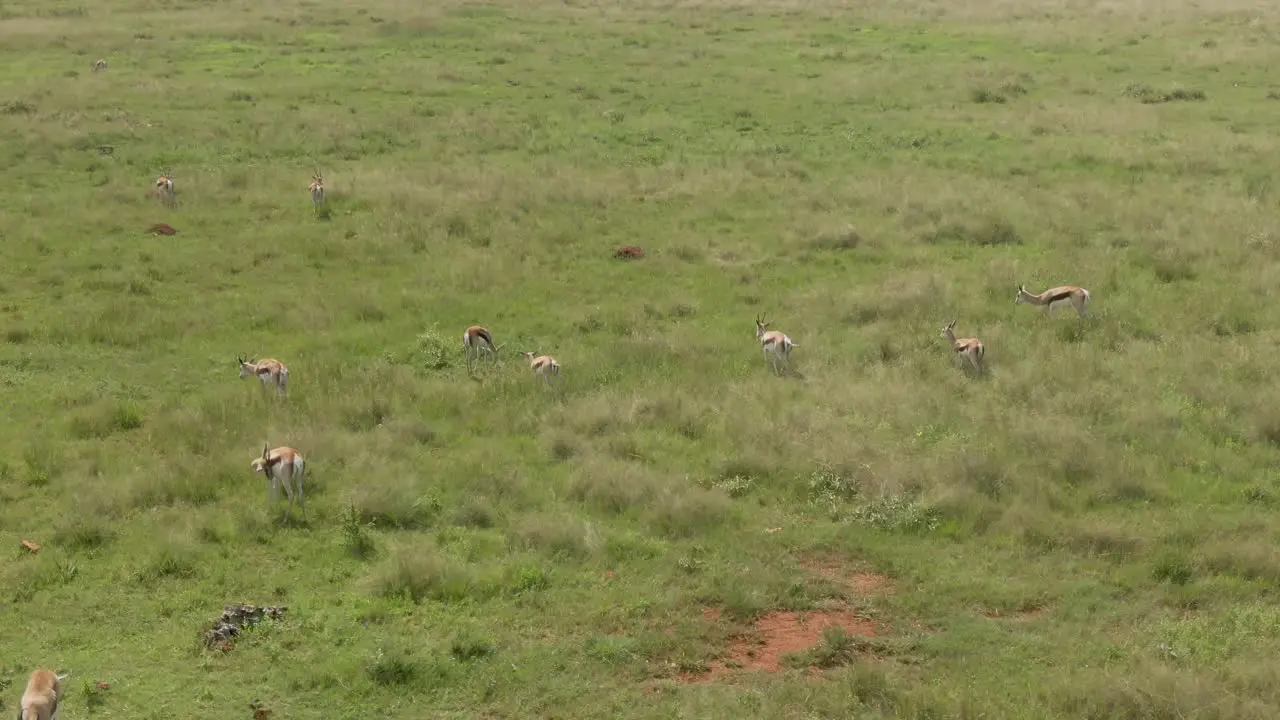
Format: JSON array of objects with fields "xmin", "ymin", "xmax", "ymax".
[
  {"xmin": 18, "ymin": 668, "xmax": 69, "ymax": 720},
  {"xmin": 154, "ymin": 169, "xmax": 175, "ymax": 208},
  {"xmin": 940, "ymin": 320, "xmax": 984, "ymax": 374},
  {"xmin": 309, "ymin": 171, "xmax": 325, "ymax": 212},
  {"xmin": 250, "ymin": 444, "xmax": 306, "ymax": 521},
  {"xmin": 238, "ymin": 356, "xmax": 289, "ymax": 396},
  {"xmin": 754, "ymin": 313, "xmax": 797, "ymax": 374},
  {"xmin": 463, "ymin": 325, "xmax": 502, "ymax": 369},
  {"xmin": 521, "ymin": 351, "xmax": 560, "ymax": 387},
  {"xmin": 1014, "ymin": 284, "xmax": 1091, "ymax": 319}
]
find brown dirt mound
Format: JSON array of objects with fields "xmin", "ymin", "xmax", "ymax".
[
  {"xmin": 147, "ymin": 223, "xmax": 177, "ymax": 235},
  {"xmin": 681, "ymin": 608, "xmax": 877, "ymax": 682},
  {"xmin": 614, "ymin": 244, "xmax": 645, "ymax": 260}
]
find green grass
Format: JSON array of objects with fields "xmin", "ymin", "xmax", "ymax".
[{"xmin": 3, "ymin": 0, "xmax": 1280, "ymax": 716}]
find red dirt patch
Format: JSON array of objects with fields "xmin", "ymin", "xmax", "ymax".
[
  {"xmin": 800, "ymin": 556, "xmax": 893, "ymax": 595},
  {"xmin": 147, "ymin": 223, "xmax": 177, "ymax": 235},
  {"xmin": 681, "ymin": 608, "xmax": 877, "ymax": 682},
  {"xmin": 613, "ymin": 244, "xmax": 645, "ymax": 260}
]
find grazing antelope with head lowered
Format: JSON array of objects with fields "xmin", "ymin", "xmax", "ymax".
[
  {"xmin": 92, "ymin": 58, "xmax": 108, "ymax": 72},
  {"xmin": 463, "ymin": 325, "xmax": 502, "ymax": 369},
  {"xmin": 1015, "ymin": 284, "xmax": 1091, "ymax": 319},
  {"xmin": 250, "ymin": 444, "xmax": 305, "ymax": 521},
  {"xmin": 755, "ymin": 314, "xmax": 798, "ymax": 374},
  {"xmin": 521, "ymin": 351, "xmax": 560, "ymax": 387},
  {"xmin": 238, "ymin": 356, "xmax": 289, "ymax": 396},
  {"xmin": 154, "ymin": 169, "xmax": 175, "ymax": 208},
  {"xmin": 940, "ymin": 320, "xmax": 985, "ymax": 374},
  {"xmin": 308, "ymin": 171, "xmax": 325, "ymax": 212},
  {"xmin": 18, "ymin": 668, "xmax": 68, "ymax": 720}
]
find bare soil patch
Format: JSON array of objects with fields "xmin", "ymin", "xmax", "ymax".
[
  {"xmin": 800, "ymin": 555, "xmax": 893, "ymax": 595},
  {"xmin": 680, "ymin": 607, "xmax": 878, "ymax": 683}
]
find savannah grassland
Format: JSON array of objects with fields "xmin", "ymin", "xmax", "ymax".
[{"xmin": 3, "ymin": 0, "xmax": 1280, "ymax": 716}]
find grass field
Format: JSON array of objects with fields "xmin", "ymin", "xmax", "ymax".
[{"xmin": 4, "ymin": 0, "xmax": 1280, "ymax": 717}]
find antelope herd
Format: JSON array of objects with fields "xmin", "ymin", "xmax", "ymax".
[
  {"xmin": 7, "ymin": 156, "xmax": 1097, "ymax": 710},
  {"xmin": 132, "ymin": 169, "xmax": 1092, "ymax": 536},
  {"xmin": 208, "ymin": 173, "xmax": 1093, "ymax": 520}
]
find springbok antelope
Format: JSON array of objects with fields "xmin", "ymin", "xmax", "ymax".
[
  {"xmin": 154, "ymin": 170, "xmax": 175, "ymax": 208},
  {"xmin": 754, "ymin": 314, "xmax": 798, "ymax": 373},
  {"xmin": 92, "ymin": 58, "xmax": 108, "ymax": 72},
  {"xmin": 238, "ymin": 356, "xmax": 289, "ymax": 396},
  {"xmin": 940, "ymin": 320, "xmax": 985, "ymax": 373},
  {"xmin": 18, "ymin": 668, "xmax": 68, "ymax": 720},
  {"xmin": 463, "ymin": 325, "xmax": 502, "ymax": 368},
  {"xmin": 521, "ymin": 351, "xmax": 560, "ymax": 387},
  {"xmin": 309, "ymin": 172, "xmax": 325, "ymax": 212},
  {"xmin": 1015, "ymin": 284, "xmax": 1091, "ymax": 319},
  {"xmin": 250, "ymin": 444, "xmax": 306, "ymax": 521}
]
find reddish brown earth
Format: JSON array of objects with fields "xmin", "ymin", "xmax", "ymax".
[
  {"xmin": 800, "ymin": 556, "xmax": 893, "ymax": 595},
  {"xmin": 613, "ymin": 244, "xmax": 645, "ymax": 260},
  {"xmin": 147, "ymin": 223, "xmax": 177, "ymax": 235},
  {"xmin": 680, "ymin": 608, "xmax": 878, "ymax": 683}
]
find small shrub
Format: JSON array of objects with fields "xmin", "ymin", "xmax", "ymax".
[
  {"xmin": 351, "ymin": 484, "xmax": 439, "ymax": 529},
  {"xmin": 449, "ymin": 498, "xmax": 496, "ymax": 529},
  {"xmin": 507, "ymin": 564, "xmax": 550, "ymax": 595},
  {"xmin": 806, "ymin": 227, "xmax": 861, "ymax": 252},
  {"xmin": 340, "ymin": 502, "xmax": 378, "ymax": 559},
  {"xmin": 53, "ymin": 518, "xmax": 116, "ymax": 550},
  {"xmin": 1152, "ymin": 553, "xmax": 1194, "ymax": 585},
  {"xmin": 1242, "ymin": 485, "xmax": 1274, "ymax": 505},
  {"xmin": 450, "ymin": 631, "xmax": 496, "ymax": 661},
  {"xmin": 22, "ymin": 442, "xmax": 57, "ymax": 487},
  {"xmin": 789, "ymin": 626, "xmax": 859, "ymax": 669},
  {"xmin": 402, "ymin": 327, "xmax": 453, "ymax": 371},
  {"xmin": 920, "ymin": 217, "xmax": 1020, "ymax": 246},
  {"xmin": 1124, "ymin": 83, "xmax": 1206, "ymax": 104},
  {"xmin": 509, "ymin": 515, "xmax": 596, "ymax": 559},
  {"xmin": 1151, "ymin": 256, "xmax": 1196, "ymax": 284},
  {"xmin": 68, "ymin": 401, "xmax": 144, "ymax": 439},
  {"xmin": 371, "ymin": 546, "xmax": 480, "ymax": 603},
  {"xmin": 712, "ymin": 475, "xmax": 754, "ymax": 498},
  {"xmin": 365, "ymin": 647, "xmax": 418, "ymax": 686},
  {"xmin": 134, "ymin": 542, "xmax": 200, "ymax": 583},
  {"xmin": 342, "ymin": 398, "xmax": 391, "ymax": 431},
  {"xmin": 970, "ymin": 87, "xmax": 1007, "ymax": 104},
  {"xmin": 646, "ymin": 487, "xmax": 733, "ymax": 539},
  {"xmin": 849, "ymin": 495, "xmax": 940, "ymax": 533},
  {"xmin": 806, "ymin": 467, "xmax": 860, "ymax": 511}
]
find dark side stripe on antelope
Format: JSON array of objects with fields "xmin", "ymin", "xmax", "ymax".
[
  {"xmin": 1046, "ymin": 289, "xmax": 1076, "ymax": 304},
  {"xmin": 473, "ymin": 327, "xmax": 493, "ymax": 345}
]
